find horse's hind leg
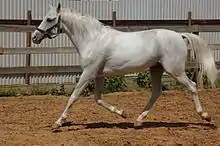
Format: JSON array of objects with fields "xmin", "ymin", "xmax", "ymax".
[
  {"xmin": 134, "ymin": 64, "xmax": 164, "ymax": 127},
  {"xmin": 94, "ymin": 76, "xmax": 127, "ymax": 118},
  {"xmin": 162, "ymin": 59, "xmax": 211, "ymax": 122},
  {"xmin": 173, "ymin": 73, "xmax": 211, "ymax": 121}
]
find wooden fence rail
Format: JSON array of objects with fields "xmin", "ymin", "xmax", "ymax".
[
  {"xmin": 0, "ymin": 45, "xmax": 220, "ymax": 54},
  {"xmin": 0, "ymin": 47, "xmax": 77, "ymax": 54},
  {"xmin": 1, "ymin": 63, "xmax": 220, "ymax": 75},
  {"xmin": 0, "ymin": 65, "xmax": 82, "ymax": 75},
  {"xmin": 1, "ymin": 24, "xmax": 220, "ymax": 33}
]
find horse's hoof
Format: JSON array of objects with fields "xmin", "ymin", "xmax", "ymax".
[
  {"xmin": 121, "ymin": 110, "xmax": 128, "ymax": 119},
  {"xmin": 51, "ymin": 123, "xmax": 61, "ymax": 132},
  {"xmin": 201, "ymin": 112, "xmax": 211, "ymax": 122},
  {"xmin": 134, "ymin": 121, "xmax": 143, "ymax": 129}
]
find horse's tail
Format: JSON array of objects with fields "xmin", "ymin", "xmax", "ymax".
[{"xmin": 181, "ymin": 32, "xmax": 218, "ymax": 87}]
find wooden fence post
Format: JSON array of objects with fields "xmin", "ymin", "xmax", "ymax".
[
  {"xmin": 25, "ymin": 10, "xmax": 32, "ymax": 85},
  {"xmin": 112, "ymin": 11, "xmax": 116, "ymax": 27},
  {"xmin": 187, "ymin": 11, "xmax": 192, "ymax": 61}
]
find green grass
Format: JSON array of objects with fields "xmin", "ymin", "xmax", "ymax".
[{"xmin": 0, "ymin": 76, "xmax": 219, "ymax": 97}]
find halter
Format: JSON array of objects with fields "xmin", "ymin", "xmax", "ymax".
[{"xmin": 36, "ymin": 15, "xmax": 61, "ymax": 39}]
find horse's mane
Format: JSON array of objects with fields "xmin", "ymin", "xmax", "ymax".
[
  {"xmin": 59, "ymin": 7, "xmax": 112, "ymax": 48},
  {"xmin": 60, "ymin": 8, "xmax": 108, "ymax": 30}
]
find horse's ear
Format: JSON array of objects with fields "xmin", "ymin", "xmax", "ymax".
[{"xmin": 56, "ymin": 2, "xmax": 61, "ymax": 13}]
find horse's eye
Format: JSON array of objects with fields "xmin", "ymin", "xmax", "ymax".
[{"xmin": 47, "ymin": 18, "xmax": 56, "ymax": 22}]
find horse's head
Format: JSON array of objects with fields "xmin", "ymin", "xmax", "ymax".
[{"xmin": 32, "ymin": 3, "xmax": 62, "ymax": 44}]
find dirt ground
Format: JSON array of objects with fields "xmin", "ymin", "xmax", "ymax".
[{"xmin": 0, "ymin": 89, "xmax": 220, "ymax": 146}]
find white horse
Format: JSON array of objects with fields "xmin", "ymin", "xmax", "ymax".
[{"xmin": 32, "ymin": 3, "xmax": 217, "ymax": 130}]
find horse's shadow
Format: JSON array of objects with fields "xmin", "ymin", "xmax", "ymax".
[{"xmin": 60, "ymin": 121, "xmax": 217, "ymax": 130}]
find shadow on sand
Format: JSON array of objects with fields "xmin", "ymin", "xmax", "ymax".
[{"xmin": 59, "ymin": 121, "xmax": 217, "ymax": 130}]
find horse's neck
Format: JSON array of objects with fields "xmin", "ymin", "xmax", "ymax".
[
  {"xmin": 61, "ymin": 11, "xmax": 103, "ymax": 54},
  {"xmin": 61, "ymin": 24, "xmax": 81, "ymax": 55}
]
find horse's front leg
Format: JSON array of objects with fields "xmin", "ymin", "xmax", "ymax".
[
  {"xmin": 52, "ymin": 68, "xmax": 95, "ymax": 130},
  {"xmin": 94, "ymin": 76, "xmax": 128, "ymax": 118}
]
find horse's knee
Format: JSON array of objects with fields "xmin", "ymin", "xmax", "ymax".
[{"xmin": 191, "ymin": 81, "xmax": 196, "ymax": 88}]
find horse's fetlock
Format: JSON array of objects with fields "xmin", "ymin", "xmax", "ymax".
[{"xmin": 96, "ymin": 99, "xmax": 102, "ymax": 105}]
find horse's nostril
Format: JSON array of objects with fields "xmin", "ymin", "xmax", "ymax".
[{"xmin": 32, "ymin": 36, "xmax": 37, "ymax": 41}]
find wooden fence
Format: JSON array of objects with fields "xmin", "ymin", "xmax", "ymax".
[{"xmin": 1, "ymin": 11, "xmax": 220, "ymax": 88}]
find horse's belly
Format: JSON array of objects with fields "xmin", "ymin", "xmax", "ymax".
[
  {"xmin": 102, "ymin": 40, "xmax": 160, "ymax": 76},
  {"xmin": 103, "ymin": 58, "xmax": 158, "ymax": 76},
  {"xmin": 103, "ymin": 66, "xmax": 146, "ymax": 76}
]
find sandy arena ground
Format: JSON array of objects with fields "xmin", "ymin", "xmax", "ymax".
[{"xmin": 0, "ymin": 89, "xmax": 220, "ymax": 146}]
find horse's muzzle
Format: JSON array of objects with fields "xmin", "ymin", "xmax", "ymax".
[{"xmin": 32, "ymin": 35, "xmax": 45, "ymax": 44}]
